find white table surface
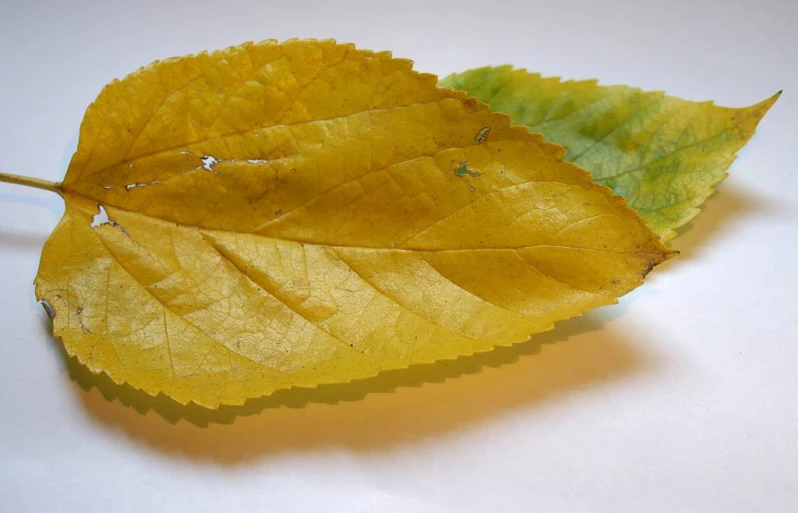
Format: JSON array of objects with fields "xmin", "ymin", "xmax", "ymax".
[{"xmin": 1, "ymin": 1, "xmax": 796, "ymax": 511}]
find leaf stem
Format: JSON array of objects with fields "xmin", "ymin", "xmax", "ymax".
[{"xmin": 0, "ymin": 171, "xmax": 62, "ymax": 195}]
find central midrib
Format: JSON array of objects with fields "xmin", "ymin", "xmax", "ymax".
[{"xmin": 63, "ymin": 189, "xmax": 663, "ymax": 257}]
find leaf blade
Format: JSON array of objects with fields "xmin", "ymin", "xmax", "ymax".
[
  {"xmin": 36, "ymin": 41, "xmax": 672, "ymax": 407},
  {"xmin": 440, "ymin": 66, "xmax": 779, "ymax": 241}
]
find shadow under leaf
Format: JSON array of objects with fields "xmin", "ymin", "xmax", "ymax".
[
  {"xmin": 668, "ymin": 180, "xmax": 775, "ymax": 257},
  {"xmin": 47, "ymin": 305, "xmax": 648, "ymax": 461},
  {"xmin": 56, "ymin": 312, "xmax": 608, "ymax": 426}
]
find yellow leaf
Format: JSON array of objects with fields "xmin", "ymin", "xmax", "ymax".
[{"xmin": 30, "ymin": 40, "xmax": 672, "ymax": 407}]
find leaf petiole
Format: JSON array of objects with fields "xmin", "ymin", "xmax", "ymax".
[{"xmin": 0, "ymin": 172, "xmax": 62, "ymax": 195}]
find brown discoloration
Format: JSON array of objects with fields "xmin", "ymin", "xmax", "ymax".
[
  {"xmin": 76, "ymin": 307, "xmax": 91, "ymax": 333},
  {"xmin": 640, "ymin": 247, "xmax": 678, "ymax": 280},
  {"xmin": 642, "ymin": 258, "xmax": 661, "ymax": 279}
]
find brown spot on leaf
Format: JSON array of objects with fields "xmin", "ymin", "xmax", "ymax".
[
  {"xmin": 76, "ymin": 307, "xmax": 90, "ymax": 333},
  {"xmin": 641, "ymin": 260, "xmax": 657, "ymax": 279}
]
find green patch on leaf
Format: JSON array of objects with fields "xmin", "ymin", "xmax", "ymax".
[
  {"xmin": 441, "ymin": 67, "xmax": 779, "ymax": 241},
  {"xmin": 454, "ymin": 161, "xmax": 482, "ymax": 178}
]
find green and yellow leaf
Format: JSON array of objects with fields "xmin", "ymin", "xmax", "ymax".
[
  {"xmin": 440, "ymin": 67, "xmax": 779, "ymax": 241},
  {"xmin": 33, "ymin": 40, "xmax": 671, "ymax": 408}
]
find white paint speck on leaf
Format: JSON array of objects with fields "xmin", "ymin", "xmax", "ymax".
[{"xmin": 247, "ymin": 159, "xmax": 269, "ymax": 164}]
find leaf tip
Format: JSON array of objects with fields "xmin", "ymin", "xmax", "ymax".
[
  {"xmin": 662, "ymin": 248, "xmax": 680, "ymax": 262},
  {"xmin": 751, "ymin": 90, "xmax": 782, "ymax": 116},
  {"xmin": 643, "ymin": 248, "xmax": 678, "ymax": 280}
]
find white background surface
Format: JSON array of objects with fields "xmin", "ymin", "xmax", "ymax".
[{"xmin": 1, "ymin": 0, "xmax": 796, "ymax": 511}]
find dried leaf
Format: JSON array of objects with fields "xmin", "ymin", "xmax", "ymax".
[
  {"xmin": 33, "ymin": 40, "xmax": 671, "ymax": 407},
  {"xmin": 440, "ymin": 67, "xmax": 779, "ymax": 241}
]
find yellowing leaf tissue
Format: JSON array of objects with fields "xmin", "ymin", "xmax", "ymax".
[{"xmin": 2, "ymin": 40, "xmax": 672, "ymax": 407}]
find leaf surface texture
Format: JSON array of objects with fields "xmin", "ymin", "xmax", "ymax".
[
  {"xmin": 35, "ymin": 41, "xmax": 670, "ymax": 407},
  {"xmin": 441, "ymin": 67, "xmax": 778, "ymax": 241}
]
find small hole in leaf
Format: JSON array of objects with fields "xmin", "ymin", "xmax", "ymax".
[
  {"xmin": 125, "ymin": 180, "xmax": 160, "ymax": 190},
  {"xmin": 89, "ymin": 205, "xmax": 116, "ymax": 228},
  {"xmin": 201, "ymin": 155, "xmax": 219, "ymax": 172}
]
